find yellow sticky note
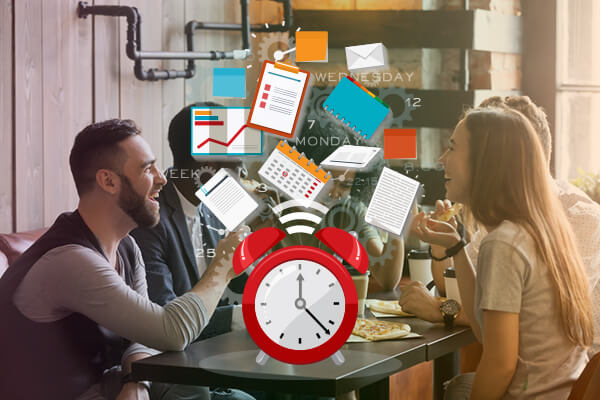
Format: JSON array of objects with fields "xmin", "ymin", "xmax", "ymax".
[{"xmin": 296, "ymin": 31, "xmax": 328, "ymax": 62}]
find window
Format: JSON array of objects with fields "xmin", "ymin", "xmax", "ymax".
[{"xmin": 555, "ymin": 0, "xmax": 600, "ymax": 180}]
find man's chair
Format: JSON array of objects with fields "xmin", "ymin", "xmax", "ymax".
[
  {"xmin": 0, "ymin": 229, "xmax": 47, "ymax": 277},
  {"xmin": 568, "ymin": 352, "xmax": 600, "ymax": 400}
]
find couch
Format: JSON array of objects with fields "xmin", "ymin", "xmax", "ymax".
[{"xmin": 0, "ymin": 228, "xmax": 47, "ymax": 277}]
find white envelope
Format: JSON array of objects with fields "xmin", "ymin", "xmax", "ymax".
[{"xmin": 345, "ymin": 43, "xmax": 387, "ymax": 71}]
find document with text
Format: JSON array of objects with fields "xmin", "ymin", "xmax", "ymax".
[
  {"xmin": 365, "ymin": 167, "xmax": 420, "ymax": 236},
  {"xmin": 195, "ymin": 169, "xmax": 258, "ymax": 231}
]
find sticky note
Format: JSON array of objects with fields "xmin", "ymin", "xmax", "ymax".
[
  {"xmin": 213, "ymin": 68, "xmax": 246, "ymax": 98},
  {"xmin": 384, "ymin": 129, "xmax": 417, "ymax": 159},
  {"xmin": 296, "ymin": 31, "xmax": 328, "ymax": 62}
]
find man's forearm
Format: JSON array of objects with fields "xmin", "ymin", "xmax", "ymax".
[{"xmin": 190, "ymin": 263, "xmax": 230, "ymax": 319}]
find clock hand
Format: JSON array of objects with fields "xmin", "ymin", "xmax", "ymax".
[
  {"xmin": 297, "ymin": 273, "xmax": 304, "ymax": 300},
  {"xmin": 294, "ymin": 273, "xmax": 307, "ymax": 310},
  {"xmin": 305, "ymin": 308, "xmax": 330, "ymax": 335}
]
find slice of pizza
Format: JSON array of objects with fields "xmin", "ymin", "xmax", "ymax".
[
  {"xmin": 368, "ymin": 300, "xmax": 414, "ymax": 317},
  {"xmin": 436, "ymin": 204, "xmax": 463, "ymax": 222},
  {"xmin": 352, "ymin": 318, "xmax": 411, "ymax": 341}
]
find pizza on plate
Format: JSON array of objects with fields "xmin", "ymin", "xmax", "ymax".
[
  {"xmin": 368, "ymin": 300, "xmax": 414, "ymax": 317},
  {"xmin": 352, "ymin": 318, "xmax": 411, "ymax": 341}
]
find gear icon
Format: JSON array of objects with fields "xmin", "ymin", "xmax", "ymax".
[
  {"xmin": 368, "ymin": 236, "xmax": 403, "ymax": 270},
  {"xmin": 306, "ymin": 86, "xmax": 417, "ymax": 133},
  {"xmin": 373, "ymin": 87, "xmax": 417, "ymax": 128},
  {"xmin": 193, "ymin": 165, "xmax": 218, "ymax": 190},
  {"xmin": 257, "ymin": 33, "xmax": 295, "ymax": 63},
  {"xmin": 325, "ymin": 201, "xmax": 360, "ymax": 232}
]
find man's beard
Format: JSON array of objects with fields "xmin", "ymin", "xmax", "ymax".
[{"xmin": 117, "ymin": 174, "xmax": 159, "ymax": 228}]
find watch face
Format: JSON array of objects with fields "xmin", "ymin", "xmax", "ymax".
[
  {"xmin": 441, "ymin": 299, "xmax": 460, "ymax": 316},
  {"xmin": 254, "ymin": 259, "xmax": 346, "ymax": 351}
]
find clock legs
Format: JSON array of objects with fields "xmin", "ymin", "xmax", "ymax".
[
  {"xmin": 255, "ymin": 350, "xmax": 345, "ymax": 365},
  {"xmin": 330, "ymin": 350, "xmax": 345, "ymax": 365},
  {"xmin": 256, "ymin": 350, "xmax": 270, "ymax": 366}
]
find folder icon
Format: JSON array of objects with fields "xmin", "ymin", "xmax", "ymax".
[
  {"xmin": 323, "ymin": 76, "xmax": 389, "ymax": 139},
  {"xmin": 296, "ymin": 31, "xmax": 328, "ymax": 62},
  {"xmin": 384, "ymin": 129, "xmax": 417, "ymax": 159}
]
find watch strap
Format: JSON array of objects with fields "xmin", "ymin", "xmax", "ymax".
[
  {"xmin": 429, "ymin": 246, "xmax": 449, "ymax": 262},
  {"xmin": 445, "ymin": 238, "xmax": 467, "ymax": 258},
  {"xmin": 443, "ymin": 312, "xmax": 455, "ymax": 329}
]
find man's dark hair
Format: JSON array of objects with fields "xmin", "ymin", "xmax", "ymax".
[
  {"xmin": 168, "ymin": 102, "xmax": 222, "ymax": 167},
  {"xmin": 69, "ymin": 119, "xmax": 140, "ymax": 196}
]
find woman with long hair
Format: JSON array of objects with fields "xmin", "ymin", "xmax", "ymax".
[{"xmin": 412, "ymin": 107, "xmax": 592, "ymax": 399}]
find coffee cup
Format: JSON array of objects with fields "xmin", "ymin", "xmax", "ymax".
[
  {"xmin": 408, "ymin": 249, "xmax": 433, "ymax": 287},
  {"xmin": 351, "ymin": 271, "xmax": 370, "ymax": 317},
  {"xmin": 444, "ymin": 267, "xmax": 461, "ymax": 303}
]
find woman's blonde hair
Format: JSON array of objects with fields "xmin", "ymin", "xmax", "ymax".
[{"xmin": 463, "ymin": 107, "xmax": 593, "ymax": 347}]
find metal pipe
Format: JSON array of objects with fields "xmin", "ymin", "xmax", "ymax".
[
  {"xmin": 136, "ymin": 51, "xmax": 235, "ymax": 60},
  {"xmin": 77, "ymin": 0, "xmax": 292, "ymax": 81},
  {"xmin": 241, "ymin": 0, "xmax": 250, "ymax": 51}
]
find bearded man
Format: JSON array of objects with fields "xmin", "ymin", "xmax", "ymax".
[{"xmin": 0, "ymin": 119, "xmax": 246, "ymax": 400}]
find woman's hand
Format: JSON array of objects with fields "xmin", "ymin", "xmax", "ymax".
[
  {"xmin": 429, "ymin": 199, "xmax": 458, "ymax": 258},
  {"xmin": 431, "ymin": 199, "xmax": 458, "ymax": 229},
  {"xmin": 412, "ymin": 211, "xmax": 461, "ymax": 249}
]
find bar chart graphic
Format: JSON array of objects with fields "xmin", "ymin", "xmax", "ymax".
[{"xmin": 191, "ymin": 107, "xmax": 263, "ymax": 156}]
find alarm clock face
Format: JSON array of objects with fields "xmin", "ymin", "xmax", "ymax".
[{"xmin": 254, "ymin": 259, "xmax": 346, "ymax": 351}]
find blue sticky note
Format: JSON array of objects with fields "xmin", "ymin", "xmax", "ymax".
[
  {"xmin": 323, "ymin": 77, "xmax": 389, "ymax": 139},
  {"xmin": 213, "ymin": 68, "xmax": 246, "ymax": 98}
]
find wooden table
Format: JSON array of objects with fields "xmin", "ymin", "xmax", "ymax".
[{"xmin": 133, "ymin": 294, "xmax": 475, "ymax": 399}]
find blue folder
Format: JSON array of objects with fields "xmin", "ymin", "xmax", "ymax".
[{"xmin": 323, "ymin": 77, "xmax": 390, "ymax": 139}]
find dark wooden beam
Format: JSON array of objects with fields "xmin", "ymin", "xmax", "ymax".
[
  {"xmin": 387, "ymin": 89, "xmax": 520, "ymax": 128},
  {"xmin": 522, "ymin": 0, "xmax": 557, "ymax": 175},
  {"xmin": 293, "ymin": 10, "xmax": 521, "ymax": 53}
]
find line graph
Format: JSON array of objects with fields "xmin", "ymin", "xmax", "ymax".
[
  {"xmin": 191, "ymin": 107, "xmax": 263, "ymax": 156},
  {"xmin": 196, "ymin": 124, "xmax": 247, "ymax": 149}
]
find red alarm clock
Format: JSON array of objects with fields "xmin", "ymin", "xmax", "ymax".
[{"xmin": 233, "ymin": 227, "xmax": 368, "ymax": 365}]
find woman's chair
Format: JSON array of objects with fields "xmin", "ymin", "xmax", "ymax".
[{"xmin": 568, "ymin": 352, "xmax": 600, "ymax": 400}]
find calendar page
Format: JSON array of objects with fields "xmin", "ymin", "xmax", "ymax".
[{"xmin": 259, "ymin": 141, "xmax": 331, "ymax": 201}]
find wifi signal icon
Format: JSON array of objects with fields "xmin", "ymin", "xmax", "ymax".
[{"xmin": 272, "ymin": 199, "xmax": 330, "ymax": 235}]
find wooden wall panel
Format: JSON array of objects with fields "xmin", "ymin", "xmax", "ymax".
[
  {"xmin": 0, "ymin": 0, "xmax": 13, "ymax": 233},
  {"xmin": 42, "ymin": 0, "xmax": 93, "ymax": 226},
  {"xmin": 93, "ymin": 0, "xmax": 121, "ymax": 122},
  {"xmin": 185, "ymin": 0, "xmax": 226, "ymax": 106},
  {"xmin": 160, "ymin": 0, "xmax": 185, "ymax": 169},
  {"xmin": 119, "ymin": 0, "xmax": 164, "ymax": 166},
  {"xmin": 14, "ymin": 0, "xmax": 44, "ymax": 231},
  {"xmin": 6, "ymin": 0, "xmax": 289, "ymax": 232}
]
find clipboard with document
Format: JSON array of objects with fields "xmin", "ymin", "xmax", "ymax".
[{"xmin": 247, "ymin": 61, "xmax": 310, "ymax": 139}]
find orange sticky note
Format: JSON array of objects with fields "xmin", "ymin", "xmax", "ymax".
[
  {"xmin": 384, "ymin": 129, "xmax": 417, "ymax": 159},
  {"xmin": 296, "ymin": 31, "xmax": 328, "ymax": 62}
]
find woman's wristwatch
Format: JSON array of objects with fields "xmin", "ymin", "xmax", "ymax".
[{"xmin": 429, "ymin": 237, "xmax": 467, "ymax": 261}]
